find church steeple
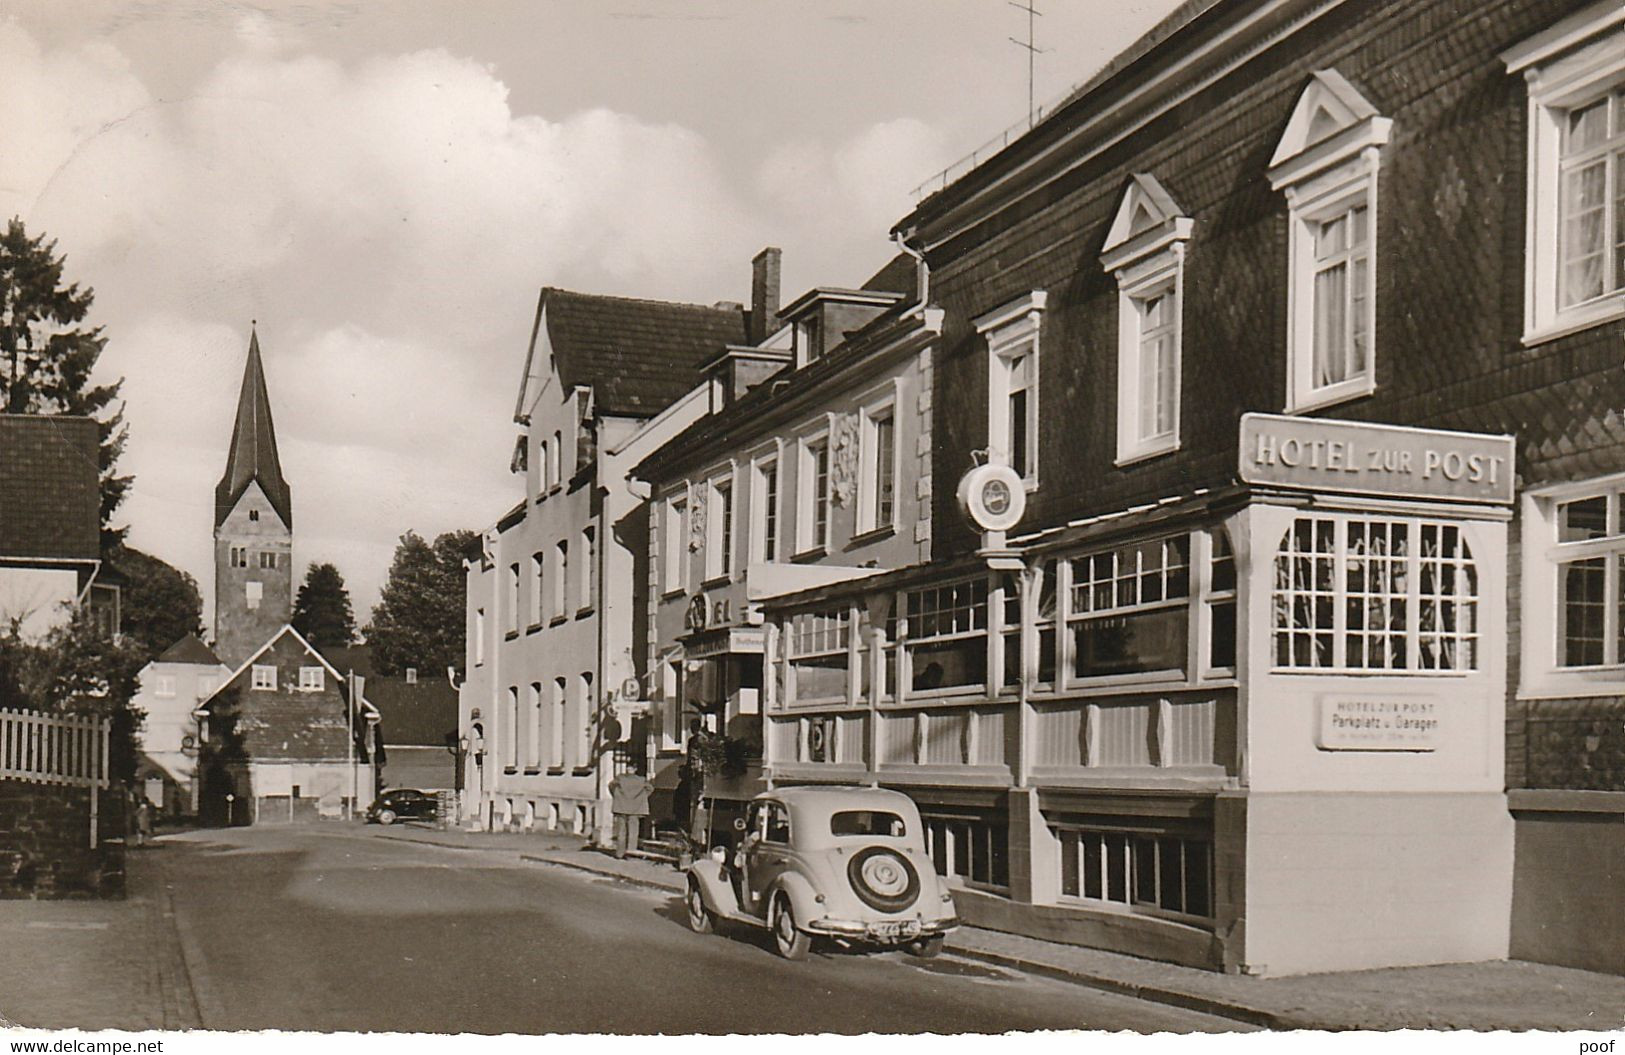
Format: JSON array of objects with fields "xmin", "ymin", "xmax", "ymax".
[{"xmin": 215, "ymin": 326, "xmax": 292, "ymax": 530}]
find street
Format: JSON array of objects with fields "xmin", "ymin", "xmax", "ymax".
[{"xmin": 149, "ymin": 825, "xmax": 1246, "ymax": 1034}]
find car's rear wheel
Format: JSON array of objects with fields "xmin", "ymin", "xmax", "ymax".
[
  {"xmin": 686, "ymin": 879, "xmax": 715, "ymax": 935},
  {"xmin": 772, "ymin": 894, "xmax": 811, "ymax": 961},
  {"xmin": 904, "ymin": 934, "xmax": 945, "ymax": 959},
  {"xmin": 376, "ymin": 809, "xmax": 397, "ymax": 826},
  {"xmin": 847, "ymin": 847, "xmax": 920, "ymax": 912}
]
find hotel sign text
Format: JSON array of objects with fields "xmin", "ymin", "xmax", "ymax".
[
  {"xmin": 1239, "ymin": 413, "xmax": 1514, "ymax": 504},
  {"xmin": 1316, "ymin": 695, "xmax": 1441, "ymax": 752}
]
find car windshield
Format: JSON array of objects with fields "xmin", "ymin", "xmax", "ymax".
[{"xmin": 830, "ymin": 810, "xmax": 906, "ymax": 838}]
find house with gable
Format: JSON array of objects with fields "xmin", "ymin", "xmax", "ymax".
[{"xmin": 130, "ymin": 634, "xmax": 229, "ymax": 817}]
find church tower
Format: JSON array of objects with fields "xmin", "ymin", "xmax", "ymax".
[{"xmin": 213, "ymin": 327, "xmax": 294, "ymax": 668}]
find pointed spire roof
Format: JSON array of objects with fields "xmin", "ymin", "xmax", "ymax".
[{"xmin": 215, "ymin": 326, "xmax": 292, "ymax": 529}]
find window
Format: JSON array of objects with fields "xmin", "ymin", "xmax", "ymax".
[
  {"xmin": 245, "ymin": 581, "xmax": 263, "ymax": 610},
  {"xmin": 1069, "ymin": 538, "xmax": 1190, "ymax": 679},
  {"xmin": 907, "ymin": 579, "xmax": 989, "ymax": 693},
  {"xmin": 975, "ymin": 292, "xmax": 1045, "ymax": 485},
  {"xmin": 797, "ymin": 315, "xmax": 822, "ymax": 366},
  {"xmin": 764, "ymin": 802, "xmax": 791, "ymax": 844},
  {"xmin": 799, "ymin": 434, "xmax": 831, "ymax": 553},
  {"xmin": 832, "ymin": 811, "xmax": 906, "ymax": 838},
  {"xmin": 577, "ymin": 672, "xmax": 595, "ymax": 768},
  {"xmin": 1102, "ymin": 174, "xmax": 1190, "ymax": 463},
  {"xmin": 1207, "ymin": 528, "xmax": 1238, "ymax": 671},
  {"xmin": 1269, "ymin": 70, "xmax": 1390, "ymax": 411},
  {"xmin": 788, "ymin": 607, "xmax": 851, "ymax": 704},
  {"xmin": 229, "ymin": 546, "xmax": 248, "ymax": 569},
  {"xmin": 298, "ymin": 666, "xmax": 324, "ymax": 691},
  {"xmin": 251, "ymin": 665, "xmax": 276, "ymax": 691},
  {"xmin": 663, "ymin": 495, "xmax": 687, "ymax": 594},
  {"xmin": 923, "ymin": 811, "xmax": 1008, "ymax": 889},
  {"xmin": 580, "ymin": 526, "xmax": 596, "ymax": 611},
  {"xmin": 551, "ymin": 430, "xmax": 563, "ymax": 488},
  {"xmin": 528, "ymin": 682, "xmax": 543, "ymax": 769},
  {"xmin": 1272, "ymin": 515, "xmax": 1478, "ymax": 671},
  {"xmin": 1504, "ymin": 10, "xmax": 1625, "ymax": 342},
  {"xmin": 1000, "ymin": 562, "xmax": 1057, "ymax": 691},
  {"xmin": 507, "ymin": 562, "xmax": 521, "ymax": 632},
  {"xmin": 539, "ymin": 438, "xmax": 551, "ymax": 491},
  {"xmin": 549, "ymin": 678, "xmax": 567, "ymax": 769},
  {"xmin": 554, "ymin": 540, "xmax": 568, "ymax": 618},
  {"xmin": 753, "ymin": 456, "xmax": 780, "ymax": 563},
  {"xmin": 154, "ymin": 675, "xmax": 176, "ymax": 698},
  {"xmin": 474, "ymin": 607, "xmax": 486, "ymax": 666},
  {"xmin": 859, "ymin": 404, "xmax": 897, "ymax": 534},
  {"xmin": 505, "ymin": 686, "xmax": 520, "ymax": 771},
  {"xmin": 530, "ymin": 552, "xmax": 545, "ymax": 625},
  {"xmin": 707, "ymin": 474, "xmax": 734, "ymax": 580},
  {"xmin": 259, "ymin": 551, "xmax": 277, "ymax": 570},
  {"xmin": 1053, "ymin": 822, "xmax": 1212, "ymax": 921}
]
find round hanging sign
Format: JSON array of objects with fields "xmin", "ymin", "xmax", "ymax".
[{"xmin": 956, "ymin": 463, "xmax": 1026, "ymax": 532}]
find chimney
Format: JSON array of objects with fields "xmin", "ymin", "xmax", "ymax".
[{"xmin": 749, "ymin": 246, "xmax": 782, "ymax": 344}]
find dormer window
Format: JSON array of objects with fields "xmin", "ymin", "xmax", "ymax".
[
  {"xmin": 1268, "ymin": 70, "xmax": 1391, "ymax": 414},
  {"xmin": 797, "ymin": 315, "xmax": 823, "ymax": 366},
  {"xmin": 1101, "ymin": 174, "xmax": 1193, "ymax": 464}
]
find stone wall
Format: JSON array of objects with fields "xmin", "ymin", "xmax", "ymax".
[{"xmin": 0, "ymin": 781, "xmax": 126, "ymax": 899}]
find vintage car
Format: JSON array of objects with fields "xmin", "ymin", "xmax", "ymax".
[{"xmin": 685, "ymin": 786, "xmax": 959, "ymax": 960}]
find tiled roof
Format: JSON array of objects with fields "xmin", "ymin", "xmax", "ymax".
[
  {"xmin": 157, "ymin": 634, "xmax": 223, "ymax": 666},
  {"xmin": 0, "ymin": 415, "xmax": 100, "ymax": 561},
  {"xmin": 542, "ymin": 289, "xmax": 747, "ymax": 417},
  {"xmin": 215, "ymin": 329, "xmax": 292, "ymax": 530},
  {"xmin": 318, "ymin": 644, "xmax": 457, "ymax": 747}
]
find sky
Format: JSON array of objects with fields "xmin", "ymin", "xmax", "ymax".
[{"xmin": 0, "ymin": 0, "xmax": 1180, "ymax": 628}]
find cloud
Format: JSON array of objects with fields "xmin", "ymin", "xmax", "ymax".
[{"xmin": 757, "ymin": 117, "xmax": 954, "ymax": 239}]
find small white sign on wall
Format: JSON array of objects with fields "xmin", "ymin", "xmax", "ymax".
[{"xmin": 1316, "ymin": 694, "xmax": 1441, "ymax": 752}]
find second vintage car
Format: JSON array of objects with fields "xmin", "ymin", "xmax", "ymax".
[{"xmin": 685, "ymin": 786, "xmax": 959, "ymax": 960}]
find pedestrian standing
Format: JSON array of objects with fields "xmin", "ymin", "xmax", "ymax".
[
  {"xmin": 607, "ymin": 769, "xmax": 652, "ymax": 859},
  {"xmin": 133, "ymin": 795, "xmax": 153, "ymax": 848}
]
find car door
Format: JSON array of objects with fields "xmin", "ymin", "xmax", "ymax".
[{"xmin": 744, "ymin": 801, "xmax": 792, "ymax": 916}]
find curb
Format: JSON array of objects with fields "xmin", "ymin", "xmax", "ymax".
[{"xmin": 519, "ymin": 853, "xmax": 685, "ymax": 894}]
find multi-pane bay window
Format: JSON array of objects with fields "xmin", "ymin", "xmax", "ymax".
[
  {"xmin": 788, "ymin": 607, "xmax": 851, "ymax": 704},
  {"xmin": 1268, "ymin": 70, "xmax": 1390, "ymax": 411},
  {"xmin": 1504, "ymin": 15, "xmax": 1625, "ymax": 341},
  {"xmin": 975, "ymin": 292, "xmax": 1046, "ymax": 486},
  {"xmin": 907, "ymin": 580, "xmax": 989, "ymax": 693},
  {"xmin": 1054, "ymin": 820, "xmax": 1213, "ymax": 922},
  {"xmin": 1272, "ymin": 515, "xmax": 1479, "ymax": 672},
  {"xmin": 1069, "ymin": 537, "xmax": 1190, "ymax": 679}
]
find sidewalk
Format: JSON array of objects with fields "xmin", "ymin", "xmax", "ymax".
[
  {"xmin": 386, "ymin": 825, "xmax": 1625, "ymax": 1032},
  {"xmin": 0, "ymin": 841, "xmax": 200, "ymax": 1031}
]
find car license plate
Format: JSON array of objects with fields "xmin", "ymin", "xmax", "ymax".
[{"xmin": 871, "ymin": 920, "xmax": 921, "ymax": 940}]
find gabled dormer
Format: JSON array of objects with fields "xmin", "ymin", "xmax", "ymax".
[
  {"xmin": 1267, "ymin": 69, "xmax": 1393, "ymax": 194},
  {"xmin": 1100, "ymin": 173, "xmax": 1194, "ymax": 278}
]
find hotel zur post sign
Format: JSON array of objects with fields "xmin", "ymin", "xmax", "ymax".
[{"xmin": 1238, "ymin": 413, "xmax": 1515, "ymax": 505}]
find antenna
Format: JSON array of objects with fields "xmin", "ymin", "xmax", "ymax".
[{"xmin": 1008, "ymin": 0, "xmax": 1047, "ymax": 130}]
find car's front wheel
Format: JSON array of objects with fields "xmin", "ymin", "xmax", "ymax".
[
  {"xmin": 686, "ymin": 879, "xmax": 715, "ymax": 935},
  {"xmin": 771, "ymin": 894, "xmax": 811, "ymax": 961},
  {"xmin": 376, "ymin": 809, "xmax": 397, "ymax": 826},
  {"xmin": 904, "ymin": 934, "xmax": 945, "ymax": 959}
]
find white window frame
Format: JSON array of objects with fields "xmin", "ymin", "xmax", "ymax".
[
  {"xmin": 1268, "ymin": 70, "xmax": 1391, "ymax": 414},
  {"xmin": 580, "ymin": 524, "xmax": 596, "ymax": 612},
  {"xmin": 705, "ymin": 464, "xmax": 738, "ymax": 582},
  {"xmin": 553, "ymin": 539, "xmax": 569, "ymax": 619},
  {"xmin": 507, "ymin": 562, "xmax": 521, "ymax": 632},
  {"xmin": 1521, "ymin": 471, "xmax": 1625, "ymax": 698},
  {"xmin": 1102, "ymin": 175, "xmax": 1192, "ymax": 464},
  {"xmin": 975, "ymin": 292, "xmax": 1046, "ymax": 489},
  {"xmin": 663, "ymin": 491, "xmax": 688, "ymax": 596},
  {"xmin": 576, "ymin": 672, "xmax": 595, "ymax": 770},
  {"xmin": 251, "ymin": 665, "xmax": 277, "ymax": 691},
  {"xmin": 154, "ymin": 674, "xmax": 176, "ymax": 698},
  {"xmin": 298, "ymin": 666, "xmax": 325, "ymax": 692},
  {"xmin": 1503, "ymin": 5, "xmax": 1625, "ymax": 345},
  {"xmin": 857, "ymin": 382, "xmax": 902, "ymax": 536},
  {"xmin": 797, "ymin": 425, "xmax": 833, "ymax": 555},
  {"xmin": 750, "ymin": 444, "xmax": 783, "ymax": 565},
  {"xmin": 530, "ymin": 551, "xmax": 545, "ymax": 627},
  {"xmin": 549, "ymin": 677, "xmax": 567, "ymax": 770},
  {"xmin": 474, "ymin": 606, "xmax": 486, "ymax": 666}
]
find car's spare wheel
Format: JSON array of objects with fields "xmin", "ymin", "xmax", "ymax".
[{"xmin": 847, "ymin": 846, "xmax": 920, "ymax": 912}]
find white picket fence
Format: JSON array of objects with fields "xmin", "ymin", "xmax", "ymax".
[{"xmin": 1, "ymin": 708, "xmax": 111, "ymax": 848}]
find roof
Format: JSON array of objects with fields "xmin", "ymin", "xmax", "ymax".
[
  {"xmin": 0, "ymin": 415, "xmax": 101, "ymax": 562},
  {"xmin": 156, "ymin": 634, "xmax": 223, "ymax": 666},
  {"xmin": 215, "ymin": 328, "xmax": 292, "ymax": 530},
  {"xmin": 519, "ymin": 289, "xmax": 748, "ymax": 420},
  {"xmin": 318, "ymin": 644, "xmax": 456, "ymax": 747},
  {"xmin": 197, "ymin": 624, "xmax": 379, "ymax": 720}
]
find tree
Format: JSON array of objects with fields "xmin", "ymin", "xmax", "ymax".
[
  {"xmin": 292, "ymin": 562, "xmax": 356, "ymax": 648},
  {"xmin": 365, "ymin": 529, "xmax": 478, "ymax": 677},
  {"xmin": 106, "ymin": 546, "xmax": 205, "ymax": 662},
  {"xmin": 0, "ymin": 218, "xmax": 131, "ymax": 548}
]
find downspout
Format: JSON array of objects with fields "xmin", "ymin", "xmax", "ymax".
[
  {"xmin": 594, "ymin": 426, "xmax": 612, "ymax": 848},
  {"xmin": 892, "ymin": 229, "xmax": 929, "ymax": 310}
]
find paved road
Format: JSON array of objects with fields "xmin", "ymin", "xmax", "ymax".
[{"xmin": 156, "ymin": 825, "xmax": 1247, "ymax": 1034}]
